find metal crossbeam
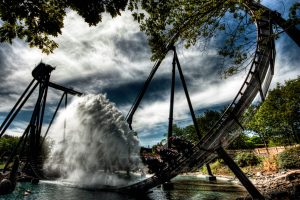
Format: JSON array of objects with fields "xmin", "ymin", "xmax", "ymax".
[{"xmin": 1, "ymin": 63, "xmax": 83, "ymax": 179}]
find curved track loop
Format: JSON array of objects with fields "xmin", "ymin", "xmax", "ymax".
[{"xmin": 114, "ymin": 5, "xmax": 276, "ymax": 194}]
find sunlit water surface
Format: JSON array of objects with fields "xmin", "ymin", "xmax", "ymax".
[{"xmin": 1, "ymin": 176, "xmax": 247, "ymax": 200}]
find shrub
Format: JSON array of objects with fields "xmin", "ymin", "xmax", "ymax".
[
  {"xmin": 262, "ymin": 155, "xmax": 278, "ymax": 172},
  {"xmin": 201, "ymin": 159, "xmax": 232, "ymax": 176},
  {"xmin": 235, "ymin": 152, "xmax": 261, "ymax": 167},
  {"xmin": 277, "ymin": 146, "xmax": 300, "ymax": 169}
]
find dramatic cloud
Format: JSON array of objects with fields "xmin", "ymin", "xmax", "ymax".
[{"xmin": 0, "ymin": 2, "xmax": 299, "ymax": 146}]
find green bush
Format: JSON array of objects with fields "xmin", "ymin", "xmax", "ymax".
[
  {"xmin": 201, "ymin": 159, "xmax": 232, "ymax": 176},
  {"xmin": 277, "ymin": 146, "xmax": 300, "ymax": 169},
  {"xmin": 235, "ymin": 152, "xmax": 261, "ymax": 167}
]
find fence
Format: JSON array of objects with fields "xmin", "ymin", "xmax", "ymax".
[{"xmin": 227, "ymin": 144, "xmax": 299, "ymax": 158}]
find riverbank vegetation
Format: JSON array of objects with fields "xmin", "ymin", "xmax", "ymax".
[
  {"xmin": 200, "ymin": 146, "xmax": 300, "ymax": 177},
  {"xmin": 0, "ymin": 135, "xmax": 19, "ymax": 168},
  {"xmin": 0, "ymin": 136, "xmax": 52, "ymax": 169}
]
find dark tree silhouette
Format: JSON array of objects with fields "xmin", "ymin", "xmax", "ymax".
[
  {"xmin": 0, "ymin": 0, "xmax": 298, "ymax": 68},
  {"xmin": 0, "ymin": 0, "xmax": 128, "ymax": 53},
  {"xmin": 129, "ymin": 0, "xmax": 299, "ymax": 76}
]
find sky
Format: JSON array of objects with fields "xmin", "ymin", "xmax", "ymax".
[{"xmin": 0, "ymin": 0, "xmax": 299, "ymax": 147}]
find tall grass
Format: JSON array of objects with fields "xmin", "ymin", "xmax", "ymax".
[{"xmin": 262, "ymin": 155, "xmax": 278, "ymax": 172}]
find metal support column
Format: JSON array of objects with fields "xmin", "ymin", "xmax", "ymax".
[
  {"xmin": 1, "ymin": 62, "xmax": 83, "ymax": 179},
  {"xmin": 3, "ymin": 126, "xmax": 30, "ymax": 171},
  {"xmin": 126, "ymin": 46, "xmax": 173, "ymax": 130},
  {"xmin": 205, "ymin": 163, "xmax": 216, "ymax": 181},
  {"xmin": 0, "ymin": 79, "xmax": 35, "ymax": 133},
  {"xmin": 167, "ymin": 52, "xmax": 176, "ymax": 148},
  {"xmin": 206, "ymin": 163, "xmax": 214, "ymax": 176},
  {"xmin": 173, "ymin": 49, "xmax": 201, "ymax": 139},
  {"xmin": 173, "ymin": 47, "xmax": 215, "ymax": 179},
  {"xmin": 64, "ymin": 93, "xmax": 67, "ymax": 142},
  {"xmin": 126, "ymin": 60, "xmax": 163, "ymax": 130},
  {"xmin": 216, "ymin": 147, "xmax": 265, "ymax": 200},
  {"xmin": 271, "ymin": 11, "xmax": 300, "ymax": 47},
  {"xmin": 38, "ymin": 78, "xmax": 50, "ymax": 141},
  {"xmin": 41, "ymin": 92, "xmax": 65, "ymax": 146},
  {"xmin": 0, "ymin": 81, "xmax": 38, "ymax": 137},
  {"xmin": 29, "ymin": 81, "xmax": 47, "ymax": 162}
]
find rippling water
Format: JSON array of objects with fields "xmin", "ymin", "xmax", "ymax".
[{"xmin": 1, "ymin": 176, "xmax": 247, "ymax": 200}]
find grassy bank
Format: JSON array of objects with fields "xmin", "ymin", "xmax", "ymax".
[
  {"xmin": 200, "ymin": 146, "xmax": 300, "ymax": 177},
  {"xmin": 0, "ymin": 163, "xmax": 4, "ymax": 169}
]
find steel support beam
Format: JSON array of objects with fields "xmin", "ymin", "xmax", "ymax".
[
  {"xmin": 41, "ymin": 92, "xmax": 65, "ymax": 146},
  {"xmin": 216, "ymin": 147, "xmax": 265, "ymax": 200},
  {"xmin": 250, "ymin": 2, "xmax": 300, "ymax": 47},
  {"xmin": 167, "ymin": 52, "xmax": 176, "ymax": 148},
  {"xmin": 173, "ymin": 48, "xmax": 215, "ymax": 178},
  {"xmin": 0, "ymin": 82, "xmax": 39, "ymax": 137},
  {"xmin": 0, "ymin": 79, "xmax": 35, "ymax": 132},
  {"xmin": 48, "ymin": 82, "xmax": 82, "ymax": 96},
  {"xmin": 64, "ymin": 93, "xmax": 68, "ymax": 142},
  {"xmin": 271, "ymin": 12, "xmax": 300, "ymax": 47},
  {"xmin": 206, "ymin": 164, "xmax": 214, "ymax": 177},
  {"xmin": 173, "ymin": 49, "xmax": 202, "ymax": 139},
  {"xmin": 3, "ymin": 126, "xmax": 30, "ymax": 171},
  {"xmin": 126, "ymin": 60, "xmax": 163, "ymax": 129}
]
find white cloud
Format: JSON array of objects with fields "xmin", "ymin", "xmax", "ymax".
[
  {"xmin": 43, "ymin": 11, "xmax": 152, "ymax": 86},
  {"xmin": 131, "ymin": 69, "xmax": 245, "ymax": 132},
  {"xmin": 0, "ymin": 3, "xmax": 299, "ymax": 147},
  {"xmin": 3, "ymin": 121, "xmax": 28, "ymax": 137}
]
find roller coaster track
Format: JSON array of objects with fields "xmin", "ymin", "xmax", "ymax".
[
  {"xmin": 114, "ymin": 2, "xmax": 280, "ymax": 194},
  {"xmin": 1, "ymin": 2, "xmax": 296, "ymax": 198}
]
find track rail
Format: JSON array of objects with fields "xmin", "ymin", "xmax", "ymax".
[{"xmin": 114, "ymin": 4, "xmax": 276, "ymax": 194}]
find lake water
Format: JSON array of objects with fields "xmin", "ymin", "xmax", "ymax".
[{"xmin": 1, "ymin": 176, "xmax": 247, "ymax": 200}]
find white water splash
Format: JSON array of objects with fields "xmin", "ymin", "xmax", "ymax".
[{"xmin": 44, "ymin": 94, "xmax": 143, "ymax": 187}]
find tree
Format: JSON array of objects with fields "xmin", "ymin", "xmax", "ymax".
[
  {"xmin": 1, "ymin": 0, "xmax": 298, "ymax": 60},
  {"xmin": 245, "ymin": 76, "xmax": 300, "ymax": 146},
  {"xmin": 173, "ymin": 110, "xmax": 221, "ymax": 143},
  {"xmin": 0, "ymin": 135, "xmax": 19, "ymax": 162},
  {"xmin": 0, "ymin": 0, "xmax": 128, "ymax": 54},
  {"xmin": 129, "ymin": 0, "xmax": 300, "ymax": 76},
  {"xmin": 228, "ymin": 133, "xmax": 263, "ymax": 149},
  {"xmin": 0, "ymin": 134, "xmax": 53, "ymax": 168},
  {"xmin": 171, "ymin": 109, "xmax": 263, "ymax": 149},
  {"xmin": 172, "ymin": 123, "xmax": 198, "ymax": 142}
]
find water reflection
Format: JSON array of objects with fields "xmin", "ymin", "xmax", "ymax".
[{"xmin": 1, "ymin": 176, "xmax": 246, "ymax": 200}]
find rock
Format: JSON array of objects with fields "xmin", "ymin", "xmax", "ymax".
[
  {"xmin": 270, "ymin": 191, "xmax": 289, "ymax": 199},
  {"xmin": 0, "ymin": 179, "xmax": 13, "ymax": 195},
  {"xmin": 256, "ymin": 172, "xmax": 262, "ymax": 177},
  {"xmin": 31, "ymin": 178, "xmax": 39, "ymax": 184},
  {"xmin": 293, "ymin": 184, "xmax": 300, "ymax": 199},
  {"xmin": 286, "ymin": 172, "xmax": 300, "ymax": 181},
  {"xmin": 236, "ymin": 196, "xmax": 253, "ymax": 200},
  {"xmin": 162, "ymin": 182, "xmax": 174, "ymax": 190},
  {"xmin": 24, "ymin": 189, "xmax": 32, "ymax": 196}
]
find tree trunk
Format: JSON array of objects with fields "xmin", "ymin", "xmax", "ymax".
[
  {"xmin": 258, "ymin": 132, "xmax": 269, "ymax": 155},
  {"xmin": 290, "ymin": 123, "xmax": 299, "ymax": 144}
]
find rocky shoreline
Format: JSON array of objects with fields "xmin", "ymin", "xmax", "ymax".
[
  {"xmin": 248, "ymin": 170, "xmax": 300, "ymax": 200},
  {"xmin": 183, "ymin": 169, "xmax": 300, "ymax": 200},
  {"xmin": 229, "ymin": 169, "xmax": 300, "ymax": 200}
]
